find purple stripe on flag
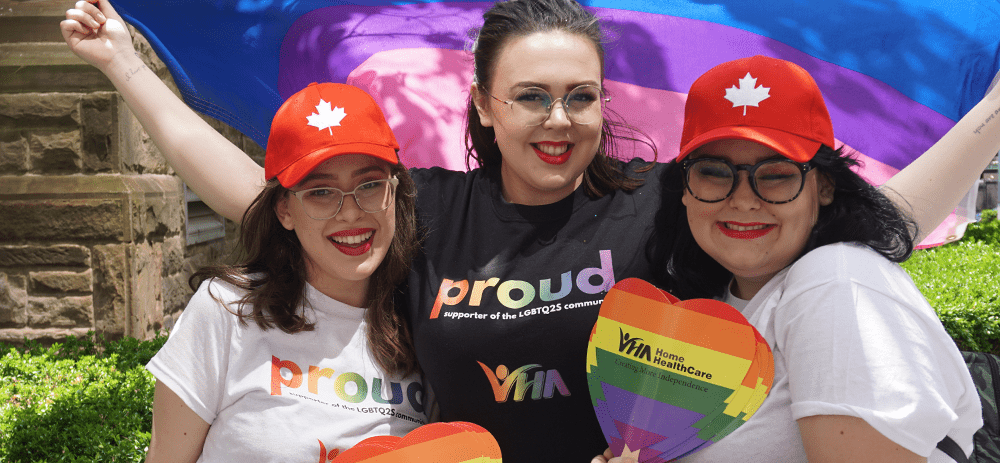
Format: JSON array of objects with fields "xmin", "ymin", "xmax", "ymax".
[
  {"xmin": 278, "ymin": 3, "xmax": 485, "ymax": 98},
  {"xmin": 277, "ymin": 3, "xmax": 955, "ymax": 171},
  {"xmin": 592, "ymin": 7, "xmax": 955, "ymax": 171}
]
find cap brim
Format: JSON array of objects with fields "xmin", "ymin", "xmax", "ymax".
[
  {"xmin": 678, "ymin": 126, "xmax": 822, "ymax": 163},
  {"xmin": 274, "ymin": 143, "xmax": 399, "ymax": 188}
]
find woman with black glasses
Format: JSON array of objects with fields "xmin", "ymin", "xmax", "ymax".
[{"xmin": 598, "ymin": 55, "xmax": 980, "ymax": 463}]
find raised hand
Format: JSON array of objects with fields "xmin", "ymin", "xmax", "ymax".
[{"xmin": 60, "ymin": 0, "xmax": 134, "ymax": 72}]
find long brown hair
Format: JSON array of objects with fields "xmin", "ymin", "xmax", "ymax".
[
  {"xmin": 190, "ymin": 161, "xmax": 421, "ymax": 377},
  {"xmin": 465, "ymin": 0, "xmax": 656, "ymax": 198}
]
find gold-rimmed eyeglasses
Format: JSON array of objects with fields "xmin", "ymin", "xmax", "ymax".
[{"xmin": 481, "ymin": 84, "xmax": 610, "ymax": 127}]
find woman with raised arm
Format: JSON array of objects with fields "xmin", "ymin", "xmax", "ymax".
[
  {"xmin": 149, "ymin": 83, "xmax": 425, "ymax": 462},
  {"xmin": 600, "ymin": 55, "xmax": 980, "ymax": 463},
  {"xmin": 68, "ymin": 15, "xmax": 427, "ymax": 457},
  {"xmin": 63, "ymin": 0, "xmax": 998, "ymax": 460}
]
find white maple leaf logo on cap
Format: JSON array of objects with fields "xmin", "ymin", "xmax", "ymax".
[
  {"xmin": 306, "ymin": 99, "xmax": 347, "ymax": 135},
  {"xmin": 724, "ymin": 73, "xmax": 770, "ymax": 115}
]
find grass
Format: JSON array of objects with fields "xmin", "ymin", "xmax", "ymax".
[{"xmin": 901, "ymin": 209, "xmax": 1000, "ymax": 355}]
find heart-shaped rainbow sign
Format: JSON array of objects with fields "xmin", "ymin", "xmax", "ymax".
[
  {"xmin": 332, "ymin": 422, "xmax": 502, "ymax": 462},
  {"xmin": 587, "ymin": 278, "xmax": 773, "ymax": 462}
]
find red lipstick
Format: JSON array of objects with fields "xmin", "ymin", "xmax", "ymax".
[
  {"xmin": 532, "ymin": 142, "xmax": 572, "ymax": 165},
  {"xmin": 328, "ymin": 228, "xmax": 374, "ymax": 256},
  {"xmin": 717, "ymin": 222, "xmax": 775, "ymax": 240}
]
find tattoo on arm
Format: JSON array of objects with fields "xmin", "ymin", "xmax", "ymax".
[
  {"xmin": 125, "ymin": 54, "xmax": 149, "ymax": 82},
  {"xmin": 974, "ymin": 104, "xmax": 1000, "ymax": 135}
]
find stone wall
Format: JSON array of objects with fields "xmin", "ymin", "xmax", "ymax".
[{"xmin": 0, "ymin": 0, "xmax": 262, "ymax": 344}]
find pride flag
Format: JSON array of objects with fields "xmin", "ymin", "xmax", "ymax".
[{"xmin": 109, "ymin": 0, "xmax": 1000, "ymax": 245}]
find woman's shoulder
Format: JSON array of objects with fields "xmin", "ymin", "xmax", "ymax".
[
  {"xmin": 408, "ymin": 166, "xmax": 493, "ymax": 216},
  {"xmin": 409, "ymin": 165, "xmax": 479, "ymax": 195},
  {"xmin": 779, "ymin": 242, "xmax": 920, "ymax": 303},
  {"xmin": 790, "ymin": 242, "xmax": 894, "ymax": 274},
  {"xmin": 193, "ymin": 275, "xmax": 252, "ymax": 300},
  {"xmin": 181, "ymin": 276, "xmax": 254, "ymax": 323}
]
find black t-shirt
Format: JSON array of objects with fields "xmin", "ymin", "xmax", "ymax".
[{"xmin": 406, "ymin": 159, "xmax": 668, "ymax": 462}]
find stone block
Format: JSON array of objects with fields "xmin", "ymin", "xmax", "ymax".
[
  {"xmin": 30, "ymin": 270, "xmax": 92, "ymax": 294},
  {"xmin": 184, "ymin": 240, "xmax": 229, "ymax": 273},
  {"xmin": 0, "ymin": 197, "xmax": 126, "ymax": 242},
  {"xmin": 0, "ymin": 328, "xmax": 94, "ymax": 347},
  {"xmin": 162, "ymin": 235, "xmax": 185, "ymax": 275},
  {"xmin": 0, "ymin": 92, "xmax": 81, "ymax": 127},
  {"xmin": 1, "ymin": 0, "xmax": 73, "ymax": 18},
  {"xmin": 29, "ymin": 130, "xmax": 83, "ymax": 174},
  {"xmin": 124, "ymin": 175, "xmax": 184, "ymax": 241},
  {"xmin": 0, "ymin": 272, "xmax": 27, "ymax": 327},
  {"xmin": 130, "ymin": 242, "xmax": 164, "ymax": 338},
  {"xmin": 0, "ymin": 44, "xmax": 114, "ymax": 93},
  {"xmin": 28, "ymin": 296, "xmax": 93, "ymax": 328},
  {"xmin": 91, "ymin": 240, "xmax": 174, "ymax": 337},
  {"xmin": 2, "ymin": 16, "xmax": 65, "ymax": 43},
  {"xmin": 0, "ymin": 245, "xmax": 91, "ymax": 267},
  {"xmin": 0, "ymin": 129, "xmax": 28, "ymax": 174},
  {"xmin": 81, "ymin": 92, "xmax": 116, "ymax": 173},
  {"xmin": 92, "ymin": 244, "xmax": 127, "ymax": 336},
  {"xmin": 117, "ymin": 95, "xmax": 170, "ymax": 175},
  {"xmin": 0, "ymin": 175, "xmax": 185, "ymax": 243},
  {"xmin": 162, "ymin": 271, "xmax": 193, "ymax": 316}
]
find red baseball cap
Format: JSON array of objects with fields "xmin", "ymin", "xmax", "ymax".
[
  {"xmin": 677, "ymin": 55, "xmax": 835, "ymax": 163},
  {"xmin": 265, "ymin": 82, "xmax": 400, "ymax": 187}
]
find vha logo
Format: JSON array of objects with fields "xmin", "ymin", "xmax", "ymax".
[
  {"xmin": 476, "ymin": 362, "xmax": 571, "ymax": 403},
  {"xmin": 619, "ymin": 328, "xmax": 651, "ymax": 361}
]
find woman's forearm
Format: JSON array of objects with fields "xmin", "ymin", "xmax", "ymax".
[
  {"xmin": 884, "ymin": 81, "xmax": 1000, "ymax": 242},
  {"xmin": 102, "ymin": 52, "xmax": 264, "ymax": 222}
]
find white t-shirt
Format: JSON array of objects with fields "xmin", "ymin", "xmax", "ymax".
[
  {"xmin": 677, "ymin": 242, "xmax": 981, "ymax": 462},
  {"xmin": 147, "ymin": 279, "xmax": 429, "ymax": 462}
]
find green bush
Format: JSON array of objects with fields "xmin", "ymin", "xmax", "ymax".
[
  {"xmin": 0, "ymin": 333, "xmax": 167, "ymax": 462},
  {"xmin": 903, "ymin": 210, "xmax": 1000, "ymax": 355},
  {"xmin": 965, "ymin": 208, "xmax": 1000, "ymax": 244}
]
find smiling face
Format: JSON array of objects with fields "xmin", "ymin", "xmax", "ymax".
[
  {"xmin": 473, "ymin": 30, "xmax": 604, "ymax": 205},
  {"xmin": 682, "ymin": 139, "xmax": 834, "ymax": 299},
  {"xmin": 275, "ymin": 154, "xmax": 395, "ymax": 306}
]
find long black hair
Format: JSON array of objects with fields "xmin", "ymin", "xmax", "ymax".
[
  {"xmin": 465, "ymin": 0, "xmax": 655, "ymax": 198},
  {"xmin": 651, "ymin": 145, "xmax": 916, "ymax": 300}
]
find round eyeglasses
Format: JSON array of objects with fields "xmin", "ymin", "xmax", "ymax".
[
  {"xmin": 288, "ymin": 176, "xmax": 398, "ymax": 220},
  {"xmin": 680, "ymin": 158, "xmax": 814, "ymax": 204},
  {"xmin": 482, "ymin": 84, "xmax": 610, "ymax": 127}
]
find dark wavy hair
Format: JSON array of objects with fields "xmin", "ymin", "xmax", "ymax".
[
  {"xmin": 465, "ymin": 0, "xmax": 655, "ymax": 198},
  {"xmin": 650, "ymin": 145, "xmax": 916, "ymax": 300},
  {"xmin": 190, "ymin": 161, "xmax": 421, "ymax": 377}
]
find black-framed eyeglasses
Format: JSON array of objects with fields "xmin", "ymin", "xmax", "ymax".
[
  {"xmin": 481, "ymin": 84, "xmax": 610, "ymax": 127},
  {"xmin": 680, "ymin": 158, "xmax": 814, "ymax": 204},
  {"xmin": 289, "ymin": 176, "xmax": 398, "ymax": 220}
]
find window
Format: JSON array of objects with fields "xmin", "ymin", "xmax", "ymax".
[{"xmin": 184, "ymin": 184, "xmax": 225, "ymax": 245}]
